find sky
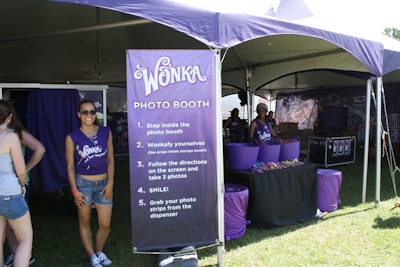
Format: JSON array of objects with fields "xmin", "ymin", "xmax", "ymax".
[
  {"xmin": 297, "ymin": 0, "xmax": 400, "ymax": 49},
  {"xmin": 171, "ymin": 0, "xmax": 280, "ymax": 14},
  {"xmin": 172, "ymin": 0, "xmax": 400, "ymax": 49},
  {"xmin": 171, "ymin": 0, "xmax": 400, "ymax": 29}
]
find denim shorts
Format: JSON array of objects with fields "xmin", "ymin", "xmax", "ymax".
[
  {"xmin": 76, "ymin": 176, "xmax": 113, "ymax": 205},
  {"xmin": 0, "ymin": 194, "xmax": 29, "ymax": 220}
]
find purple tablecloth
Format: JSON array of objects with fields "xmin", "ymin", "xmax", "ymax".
[
  {"xmin": 224, "ymin": 183, "xmax": 249, "ymax": 240},
  {"xmin": 317, "ymin": 169, "xmax": 343, "ymax": 212}
]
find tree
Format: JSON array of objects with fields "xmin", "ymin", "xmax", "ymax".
[{"xmin": 383, "ymin": 27, "xmax": 400, "ymax": 41}]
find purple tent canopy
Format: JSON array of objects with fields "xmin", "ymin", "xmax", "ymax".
[{"xmin": 56, "ymin": 0, "xmax": 384, "ymax": 77}]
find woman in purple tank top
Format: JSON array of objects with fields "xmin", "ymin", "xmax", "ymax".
[
  {"xmin": 224, "ymin": 108, "xmax": 242, "ymax": 142},
  {"xmin": 248, "ymin": 103, "xmax": 278, "ymax": 143},
  {"xmin": 65, "ymin": 99, "xmax": 114, "ymax": 267}
]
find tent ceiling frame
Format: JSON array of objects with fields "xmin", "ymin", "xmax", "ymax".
[
  {"xmin": 0, "ymin": 19, "xmax": 151, "ymax": 43},
  {"xmin": 223, "ymin": 48, "xmax": 346, "ymax": 73},
  {"xmin": 0, "ymin": 83, "xmax": 108, "ymax": 90}
]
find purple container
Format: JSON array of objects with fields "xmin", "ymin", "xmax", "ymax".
[
  {"xmin": 258, "ymin": 141, "xmax": 281, "ymax": 163},
  {"xmin": 317, "ymin": 169, "xmax": 342, "ymax": 212},
  {"xmin": 224, "ymin": 183, "xmax": 249, "ymax": 240},
  {"xmin": 227, "ymin": 143, "xmax": 259, "ymax": 170},
  {"xmin": 279, "ymin": 138, "xmax": 300, "ymax": 161}
]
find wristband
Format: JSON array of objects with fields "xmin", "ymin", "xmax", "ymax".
[{"xmin": 71, "ymin": 189, "xmax": 79, "ymax": 195}]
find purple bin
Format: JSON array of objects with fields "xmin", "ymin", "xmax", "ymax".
[
  {"xmin": 224, "ymin": 183, "xmax": 249, "ymax": 240},
  {"xmin": 317, "ymin": 169, "xmax": 343, "ymax": 212},
  {"xmin": 258, "ymin": 140, "xmax": 281, "ymax": 163},
  {"xmin": 279, "ymin": 138, "xmax": 300, "ymax": 161},
  {"xmin": 226, "ymin": 143, "xmax": 259, "ymax": 170}
]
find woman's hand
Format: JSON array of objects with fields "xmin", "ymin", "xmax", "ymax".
[
  {"xmin": 21, "ymin": 185, "xmax": 26, "ymax": 197},
  {"xmin": 102, "ymin": 183, "xmax": 114, "ymax": 200},
  {"xmin": 73, "ymin": 191, "xmax": 87, "ymax": 207}
]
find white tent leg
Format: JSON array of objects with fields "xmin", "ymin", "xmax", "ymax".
[
  {"xmin": 375, "ymin": 77, "xmax": 382, "ymax": 207},
  {"xmin": 215, "ymin": 49, "xmax": 225, "ymax": 267},
  {"xmin": 103, "ymin": 88, "xmax": 107, "ymax": 126},
  {"xmin": 246, "ymin": 68, "xmax": 253, "ymax": 128},
  {"xmin": 362, "ymin": 79, "xmax": 372, "ymax": 203}
]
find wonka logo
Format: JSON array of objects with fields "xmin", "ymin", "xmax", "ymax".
[{"xmin": 133, "ymin": 56, "xmax": 207, "ymax": 96}]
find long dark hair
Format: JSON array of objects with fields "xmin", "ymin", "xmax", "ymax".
[
  {"xmin": 231, "ymin": 108, "xmax": 239, "ymax": 117},
  {"xmin": 0, "ymin": 99, "xmax": 25, "ymax": 139},
  {"xmin": 78, "ymin": 99, "xmax": 99, "ymax": 126}
]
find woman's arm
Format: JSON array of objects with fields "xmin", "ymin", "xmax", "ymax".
[
  {"xmin": 104, "ymin": 129, "xmax": 114, "ymax": 200},
  {"xmin": 65, "ymin": 135, "xmax": 77, "ymax": 191},
  {"xmin": 248, "ymin": 121, "xmax": 257, "ymax": 142},
  {"xmin": 21, "ymin": 130, "xmax": 45, "ymax": 172},
  {"xmin": 223, "ymin": 117, "xmax": 231, "ymax": 136},
  {"xmin": 269, "ymin": 123, "xmax": 278, "ymax": 139},
  {"xmin": 9, "ymin": 133, "xmax": 27, "ymax": 185}
]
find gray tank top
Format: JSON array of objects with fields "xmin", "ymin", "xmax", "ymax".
[{"xmin": 0, "ymin": 131, "xmax": 22, "ymax": 195}]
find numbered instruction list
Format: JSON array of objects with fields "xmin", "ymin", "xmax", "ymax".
[{"xmin": 134, "ymin": 121, "xmax": 209, "ymax": 220}]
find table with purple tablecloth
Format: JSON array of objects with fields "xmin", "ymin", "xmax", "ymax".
[
  {"xmin": 224, "ymin": 183, "xmax": 249, "ymax": 240},
  {"xmin": 225, "ymin": 163, "xmax": 318, "ymax": 227}
]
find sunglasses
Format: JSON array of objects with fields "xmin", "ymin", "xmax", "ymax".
[{"xmin": 80, "ymin": 110, "xmax": 96, "ymax": 115}]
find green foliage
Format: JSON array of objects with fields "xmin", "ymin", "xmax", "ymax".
[{"xmin": 383, "ymin": 27, "xmax": 400, "ymax": 41}]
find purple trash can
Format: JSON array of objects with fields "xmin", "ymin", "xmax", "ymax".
[
  {"xmin": 258, "ymin": 140, "xmax": 281, "ymax": 163},
  {"xmin": 279, "ymin": 138, "xmax": 300, "ymax": 161},
  {"xmin": 224, "ymin": 183, "xmax": 249, "ymax": 241},
  {"xmin": 317, "ymin": 169, "xmax": 343, "ymax": 212},
  {"xmin": 226, "ymin": 143, "xmax": 259, "ymax": 170}
]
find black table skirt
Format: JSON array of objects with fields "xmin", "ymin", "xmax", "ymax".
[{"xmin": 225, "ymin": 163, "xmax": 318, "ymax": 227}]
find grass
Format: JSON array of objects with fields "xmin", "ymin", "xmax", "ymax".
[{"xmin": 26, "ymin": 154, "xmax": 400, "ymax": 267}]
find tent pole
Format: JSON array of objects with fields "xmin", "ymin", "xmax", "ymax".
[
  {"xmin": 96, "ymin": 8, "xmax": 103, "ymax": 82},
  {"xmin": 246, "ymin": 68, "xmax": 252, "ymax": 129},
  {"xmin": 375, "ymin": 77, "xmax": 382, "ymax": 207},
  {"xmin": 214, "ymin": 49, "xmax": 225, "ymax": 267},
  {"xmin": 102, "ymin": 88, "xmax": 107, "ymax": 127},
  {"xmin": 362, "ymin": 79, "xmax": 372, "ymax": 203}
]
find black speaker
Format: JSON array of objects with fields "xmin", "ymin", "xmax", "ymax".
[
  {"xmin": 325, "ymin": 106, "xmax": 348, "ymax": 132},
  {"xmin": 238, "ymin": 90, "xmax": 248, "ymax": 106}
]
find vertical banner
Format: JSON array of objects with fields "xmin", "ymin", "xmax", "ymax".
[{"xmin": 127, "ymin": 50, "xmax": 218, "ymax": 251}]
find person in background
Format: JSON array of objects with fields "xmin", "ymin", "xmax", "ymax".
[
  {"xmin": 224, "ymin": 108, "xmax": 242, "ymax": 143},
  {"xmin": 0, "ymin": 100, "xmax": 33, "ymax": 267},
  {"xmin": 267, "ymin": 111, "xmax": 277, "ymax": 131},
  {"xmin": 65, "ymin": 99, "xmax": 114, "ymax": 267},
  {"xmin": 4, "ymin": 100, "xmax": 45, "ymax": 267},
  {"xmin": 249, "ymin": 103, "xmax": 278, "ymax": 143}
]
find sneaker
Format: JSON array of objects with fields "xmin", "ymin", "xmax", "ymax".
[
  {"xmin": 90, "ymin": 254, "xmax": 103, "ymax": 267},
  {"xmin": 96, "ymin": 251, "xmax": 112, "ymax": 265},
  {"xmin": 29, "ymin": 256, "xmax": 36, "ymax": 265},
  {"xmin": 4, "ymin": 254, "xmax": 35, "ymax": 267},
  {"xmin": 4, "ymin": 253, "xmax": 14, "ymax": 267}
]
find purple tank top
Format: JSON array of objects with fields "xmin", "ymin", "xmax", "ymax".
[
  {"xmin": 229, "ymin": 116, "xmax": 240, "ymax": 135},
  {"xmin": 252, "ymin": 119, "xmax": 272, "ymax": 143},
  {"xmin": 69, "ymin": 126, "xmax": 110, "ymax": 175}
]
